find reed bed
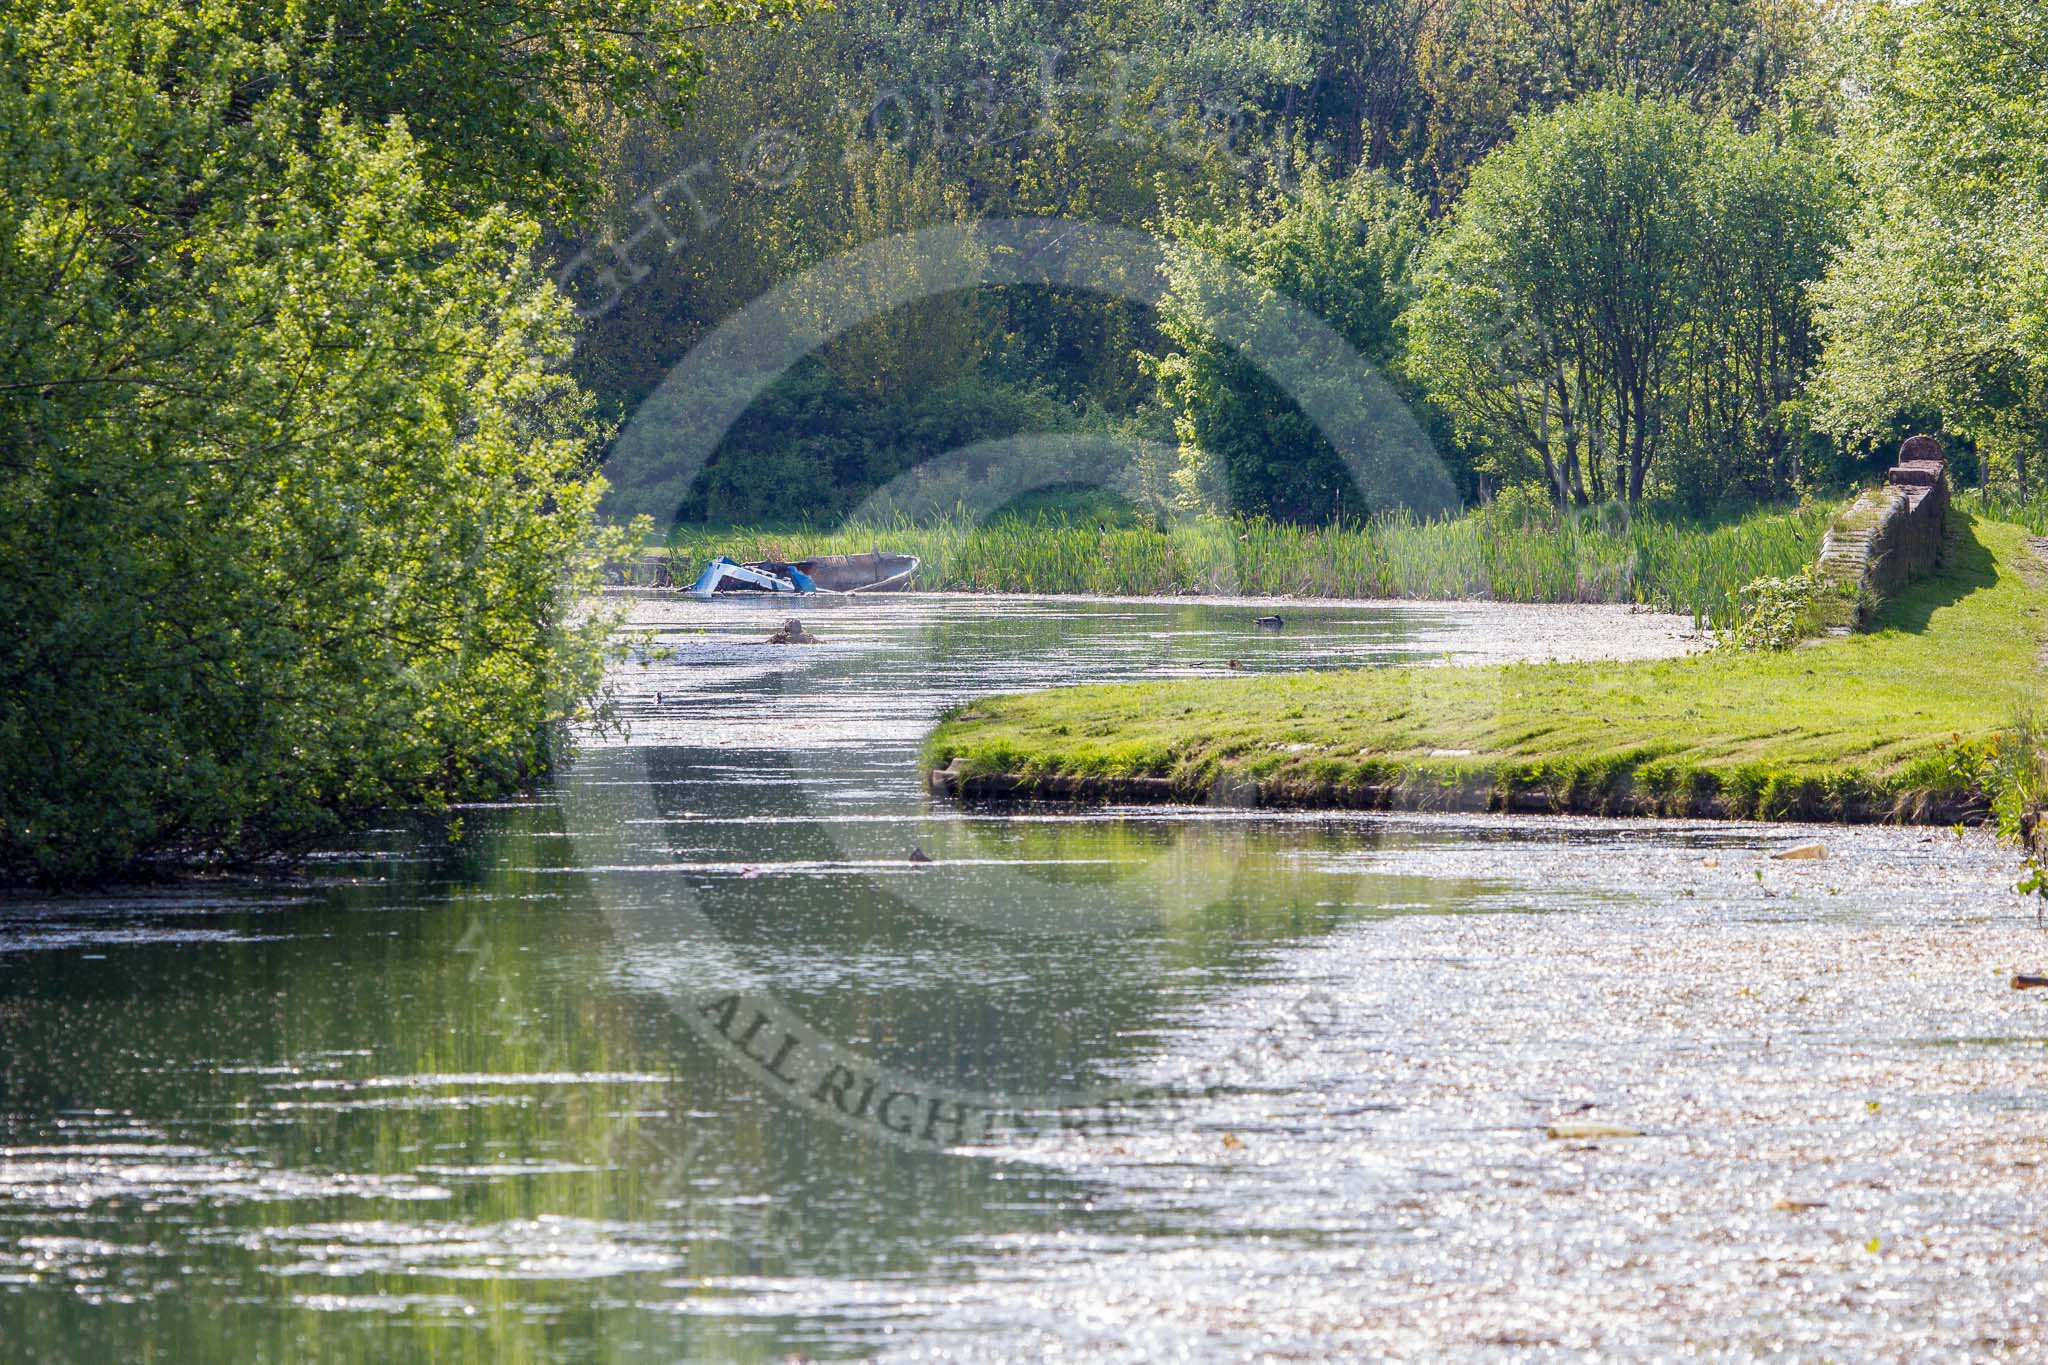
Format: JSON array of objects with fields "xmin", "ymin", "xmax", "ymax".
[{"xmin": 669, "ymin": 503, "xmax": 1835, "ymax": 625}]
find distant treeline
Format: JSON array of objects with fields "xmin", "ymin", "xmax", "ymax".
[{"xmin": 576, "ymin": 0, "xmax": 2048, "ymax": 527}]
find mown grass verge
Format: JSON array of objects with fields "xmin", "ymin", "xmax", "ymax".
[
  {"xmin": 668, "ymin": 503, "xmax": 1833, "ymax": 626},
  {"xmin": 923, "ymin": 514, "xmax": 2048, "ymax": 826}
]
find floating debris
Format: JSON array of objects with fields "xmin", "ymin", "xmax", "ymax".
[
  {"xmin": 1254, "ymin": 615, "xmax": 1284, "ymax": 631},
  {"xmin": 908, "ymin": 846, "xmax": 932, "ymax": 864},
  {"xmin": 1545, "ymin": 1121, "xmax": 1643, "ymax": 1140},
  {"xmin": 766, "ymin": 619, "xmax": 818, "ymax": 645},
  {"xmin": 1771, "ymin": 842, "xmax": 1827, "ymax": 861}
]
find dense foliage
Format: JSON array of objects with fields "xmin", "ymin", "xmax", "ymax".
[
  {"xmin": 0, "ymin": 0, "xmax": 777, "ymax": 882},
  {"xmin": 575, "ymin": 0, "xmax": 1844, "ymax": 525},
  {"xmin": 1812, "ymin": 1, "xmax": 2048, "ymax": 510},
  {"xmin": 1152, "ymin": 168, "xmax": 1435, "ymax": 520}
]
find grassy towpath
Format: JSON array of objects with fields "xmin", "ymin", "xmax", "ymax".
[{"xmin": 925, "ymin": 515, "xmax": 2048, "ymax": 823}]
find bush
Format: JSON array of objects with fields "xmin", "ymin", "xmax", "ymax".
[
  {"xmin": 1483, "ymin": 483, "xmax": 1560, "ymax": 534},
  {"xmin": 0, "ymin": 9, "xmax": 628, "ymax": 883},
  {"xmin": 1988, "ymin": 717, "xmax": 2047, "ymax": 901},
  {"xmin": 1936, "ymin": 718, "xmax": 2047, "ymax": 903},
  {"xmin": 1718, "ymin": 571, "xmax": 1828, "ymax": 652}
]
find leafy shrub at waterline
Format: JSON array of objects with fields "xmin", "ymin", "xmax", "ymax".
[
  {"xmin": 1716, "ymin": 571, "xmax": 1836, "ymax": 653},
  {"xmin": 0, "ymin": 5, "xmax": 638, "ymax": 883},
  {"xmin": 1935, "ymin": 721, "xmax": 2048, "ymax": 902},
  {"xmin": 1990, "ymin": 723, "xmax": 2046, "ymax": 899},
  {"xmin": 671, "ymin": 502, "xmax": 1832, "ymax": 623}
]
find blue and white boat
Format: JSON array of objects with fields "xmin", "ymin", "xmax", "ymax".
[{"xmin": 685, "ymin": 552, "xmax": 919, "ymax": 598}]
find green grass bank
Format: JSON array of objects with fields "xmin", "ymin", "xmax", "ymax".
[
  {"xmin": 925, "ymin": 515, "xmax": 2048, "ymax": 826},
  {"xmin": 668, "ymin": 503, "xmax": 1833, "ymax": 625}
]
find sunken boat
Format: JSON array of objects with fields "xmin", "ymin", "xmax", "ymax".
[{"xmin": 685, "ymin": 551, "xmax": 920, "ymax": 597}]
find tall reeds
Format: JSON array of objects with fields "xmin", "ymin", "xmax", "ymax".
[
  {"xmin": 1966, "ymin": 488, "xmax": 2048, "ymax": 535},
  {"xmin": 669, "ymin": 503, "xmax": 1835, "ymax": 625}
]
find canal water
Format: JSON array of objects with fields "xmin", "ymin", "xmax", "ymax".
[{"xmin": 3, "ymin": 594, "xmax": 2042, "ymax": 1360}]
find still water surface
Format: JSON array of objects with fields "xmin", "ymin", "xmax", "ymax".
[{"xmin": 3, "ymin": 595, "xmax": 2043, "ymax": 1360}]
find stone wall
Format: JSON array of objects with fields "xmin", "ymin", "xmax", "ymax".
[{"xmin": 1813, "ymin": 436, "xmax": 1951, "ymax": 632}]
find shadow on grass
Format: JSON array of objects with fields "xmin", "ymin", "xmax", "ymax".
[{"xmin": 1868, "ymin": 513, "xmax": 1998, "ymax": 636}]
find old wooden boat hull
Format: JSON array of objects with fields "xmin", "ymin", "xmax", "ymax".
[{"xmin": 779, "ymin": 552, "xmax": 919, "ymax": 593}]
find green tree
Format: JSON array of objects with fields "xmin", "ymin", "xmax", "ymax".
[
  {"xmin": 568, "ymin": 0, "xmax": 1830, "ymax": 526},
  {"xmin": 1812, "ymin": 1, "xmax": 2048, "ymax": 506},
  {"xmin": 1405, "ymin": 92, "xmax": 1840, "ymax": 507},
  {"xmin": 1668, "ymin": 122, "xmax": 1846, "ymax": 506},
  {"xmin": 307, "ymin": 0, "xmax": 802, "ymax": 219},
  {"xmin": 1153, "ymin": 165, "xmax": 1429, "ymax": 519}
]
